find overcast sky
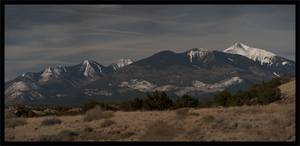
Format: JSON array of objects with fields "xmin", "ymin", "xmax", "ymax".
[{"xmin": 5, "ymin": 5, "xmax": 295, "ymax": 81}]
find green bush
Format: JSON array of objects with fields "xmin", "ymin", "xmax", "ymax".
[
  {"xmin": 252, "ymin": 86, "xmax": 281, "ymax": 105},
  {"xmin": 120, "ymin": 97, "xmax": 143, "ymax": 111},
  {"xmin": 121, "ymin": 92, "xmax": 215, "ymax": 111},
  {"xmin": 142, "ymin": 91, "xmax": 173, "ymax": 110},
  {"xmin": 15, "ymin": 106, "xmax": 36, "ymax": 117},
  {"xmin": 175, "ymin": 95, "xmax": 199, "ymax": 108},
  {"xmin": 214, "ymin": 90, "xmax": 232, "ymax": 107},
  {"xmin": 130, "ymin": 98, "xmax": 143, "ymax": 110},
  {"xmin": 118, "ymin": 101, "xmax": 131, "ymax": 111},
  {"xmin": 81, "ymin": 101, "xmax": 101, "ymax": 112},
  {"xmin": 198, "ymin": 101, "xmax": 214, "ymax": 108},
  {"xmin": 214, "ymin": 77, "xmax": 282, "ymax": 107}
]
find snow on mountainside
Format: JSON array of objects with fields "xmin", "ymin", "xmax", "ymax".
[
  {"xmin": 186, "ymin": 48, "xmax": 210, "ymax": 62},
  {"xmin": 175, "ymin": 76, "xmax": 244, "ymax": 96},
  {"xmin": 119, "ymin": 79, "xmax": 156, "ymax": 92},
  {"xmin": 5, "ymin": 80, "xmax": 42, "ymax": 101},
  {"xmin": 192, "ymin": 76, "xmax": 243, "ymax": 89},
  {"xmin": 39, "ymin": 65, "xmax": 67, "ymax": 82},
  {"xmin": 224, "ymin": 42, "xmax": 276, "ymax": 65},
  {"xmin": 80, "ymin": 60, "xmax": 103, "ymax": 78},
  {"xmin": 20, "ymin": 72, "xmax": 39, "ymax": 81},
  {"xmin": 5, "ymin": 81, "xmax": 37, "ymax": 94},
  {"xmin": 119, "ymin": 76, "xmax": 243, "ymax": 96},
  {"xmin": 4, "ymin": 43, "xmax": 295, "ymax": 105},
  {"xmin": 112, "ymin": 58, "xmax": 133, "ymax": 70}
]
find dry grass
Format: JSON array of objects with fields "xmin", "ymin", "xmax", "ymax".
[
  {"xmin": 4, "ymin": 110, "xmax": 27, "ymax": 128},
  {"xmin": 40, "ymin": 117, "xmax": 62, "ymax": 126},
  {"xmin": 4, "ymin": 80, "xmax": 296, "ymax": 141},
  {"xmin": 5, "ymin": 110, "xmax": 17, "ymax": 119},
  {"xmin": 5, "ymin": 117, "xmax": 27, "ymax": 128},
  {"xmin": 83, "ymin": 106, "xmax": 114, "ymax": 122},
  {"xmin": 201, "ymin": 115, "xmax": 215, "ymax": 123},
  {"xmin": 5, "ymin": 103, "xmax": 295, "ymax": 141},
  {"xmin": 175, "ymin": 108, "xmax": 190, "ymax": 119},
  {"xmin": 38, "ymin": 130, "xmax": 79, "ymax": 141},
  {"xmin": 83, "ymin": 127, "xmax": 94, "ymax": 132},
  {"xmin": 100, "ymin": 119, "xmax": 115, "ymax": 128},
  {"xmin": 189, "ymin": 112, "xmax": 200, "ymax": 117},
  {"xmin": 279, "ymin": 80, "xmax": 295, "ymax": 103},
  {"xmin": 140, "ymin": 120, "xmax": 183, "ymax": 141}
]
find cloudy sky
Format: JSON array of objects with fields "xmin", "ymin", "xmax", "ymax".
[{"xmin": 5, "ymin": 5, "xmax": 295, "ymax": 81}]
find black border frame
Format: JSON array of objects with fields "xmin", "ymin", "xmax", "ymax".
[{"xmin": 1, "ymin": 0, "xmax": 299, "ymax": 145}]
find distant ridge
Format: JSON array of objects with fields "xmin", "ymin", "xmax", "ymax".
[{"xmin": 5, "ymin": 43, "xmax": 295, "ymax": 105}]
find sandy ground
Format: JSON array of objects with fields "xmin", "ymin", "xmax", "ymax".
[{"xmin": 4, "ymin": 80, "xmax": 295, "ymax": 141}]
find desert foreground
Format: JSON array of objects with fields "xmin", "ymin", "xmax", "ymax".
[{"xmin": 5, "ymin": 80, "xmax": 295, "ymax": 141}]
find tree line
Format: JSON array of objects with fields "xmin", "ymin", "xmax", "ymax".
[
  {"xmin": 214, "ymin": 77, "xmax": 283, "ymax": 107},
  {"xmin": 14, "ymin": 76, "xmax": 289, "ymax": 117}
]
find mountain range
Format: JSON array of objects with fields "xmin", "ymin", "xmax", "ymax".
[{"xmin": 5, "ymin": 42, "xmax": 295, "ymax": 105}]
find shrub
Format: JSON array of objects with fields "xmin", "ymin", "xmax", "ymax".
[
  {"xmin": 175, "ymin": 108, "xmax": 190, "ymax": 119},
  {"xmin": 265, "ymin": 77, "xmax": 282, "ymax": 88},
  {"xmin": 100, "ymin": 119, "xmax": 116, "ymax": 128},
  {"xmin": 142, "ymin": 91, "xmax": 173, "ymax": 110},
  {"xmin": 118, "ymin": 102, "xmax": 130, "ymax": 111},
  {"xmin": 59, "ymin": 130, "xmax": 79, "ymax": 139},
  {"xmin": 202, "ymin": 115, "xmax": 215, "ymax": 123},
  {"xmin": 81, "ymin": 101, "xmax": 100, "ymax": 112},
  {"xmin": 39, "ymin": 130, "xmax": 79, "ymax": 141},
  {"xmin": 41, "ymin": 117, "xmax": 62, "ymax": 126},
  {"xmin": 83, "ymin": 106, "xmax": 114, "ymax": 122},
  {"xmin": 214, "ymin": 77, "xmax": 282, "ymax": 107},
  {"xmin": 81, "ymin": 101, "xmax": 116, "ymax": 112},
  {"xmin": 119, "ymin": 98, "xmax": 143, "ymax": 111},
  {"xmin": 175, "ymin": 95, "xmax": 199, "ymax": 108},
  {"xmin": 129, "ymin": 98, "xmax": 143, "ymax": 110},
  {"xmin": 5, "ymin": 110, "xmax": 16, "ymax": 119},
  {"xmin": 237, "ymin": 81, "xmax": 281, "ymax": 105},
  {"xmin": 190, "ymin": 112, "xmax": 200, "ymax": 117},
  {"xmin": 198, "ymin": 101, "xmax": 214, "ymax": 108},
  {"xmin": 120, "ymin": 92, "xmax": 204, "ymax": 111},
  {"xmin": 232, "ymin": 90, "xmax": 252, "ymax": 106},
  {"xmin": 214, "ymin": 90, "xmax": 231, "ymax": 107},
  {"xmin": 15, "ymin": 106, "xmax": 36, "ymax": 117},
  {"xmin": 140, "ymin": 120, "xmax": 182, "ymax": 141},
  {"xmin": 83, "ymin": 127, "xmax": 94, "ymax": 132},
  {"xmin": 253, "ymin": 87, "xmax": 281, "ymax": 105},
  {"xmin": 5, "ymin": 117, "xmax": 27, "ymax": 128}
]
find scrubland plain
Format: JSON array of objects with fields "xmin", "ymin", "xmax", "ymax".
[{"xmin": 5, "ymin": 80, "xmax": 295, "ymax": 141}]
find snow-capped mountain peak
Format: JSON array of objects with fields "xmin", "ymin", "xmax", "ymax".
[
  {"xmin": 186, "ymin": 48, "xmax": 210, "ymax": 62},
  {"xmin": 112, "ymin": 58, "xmax": 133, "ymax": 70},
  {"xmin": 4, "ymin": 43, "xmax": 295, "ymax": 106},
  {"xmin": 54, "ymin": 65, "xmax": 67, "ymax": 74},
  {"xmin": 80, "ymin": 59, "xmax": 103, "ymax": 78},
  {"xmin": 224, "ymin": 42, "xmax": 276, "ymax": 65},
  {"xmin": 42, "ymin": 65, "xmax": 66, "ymax": 75},
  {"xmin": 81, "ymin": 60, "xmax": 97, "ymax": 67},
  {"xmin": 82, "ymin": 59, "xmax": 93, "ymax": 66},
  {"xmin": 40, "ymin": 67, "xmax": 55, "ymax": 78},
  {"xmin": 81, "ymin": 60, "xmax": 98, "ymax": 77},
  {"xmin": 39, "ymin": 65, "xmax": 67, "ymax": 82},
  {"xmin": 232, "ymin": 42, "xmax": 251, "ymax": 50}
]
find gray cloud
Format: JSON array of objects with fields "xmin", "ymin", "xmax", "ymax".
[{"xmin": 5, "ymin": 5, "xmax": 295, "ymax": 81}]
